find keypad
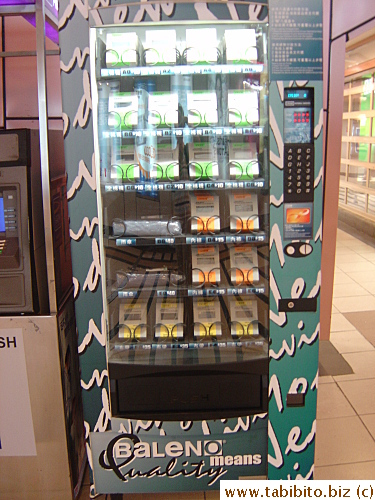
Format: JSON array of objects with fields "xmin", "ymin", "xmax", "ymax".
[{"xmin": 284, "ymin": 144, "xmax": 314, "ymax": 203}]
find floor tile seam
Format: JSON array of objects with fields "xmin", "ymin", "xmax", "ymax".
[
  {"xmin": 335, "ymin": 381, "xmax": 373, "ymax": 419},
  {"xmin": 332, "ymin": 344, "xmax": 375, "ymax": 354},
  {"xmin": 333, "ymin": 293, "xmax": 373, "ymax": 299},
  {"xmin": 358, "ymin": 416, "xmax": 375, "ymax": 440},
  {"xmin": 333, "ymin": 375, "xmax": 375, "ymax": 383},
  {"xmin": 314, "ymin": 458, "xmax": 375, "ymax": 470},
  {"xmin": 332, "ymin": 307, "xmax": 375, "ymax": 315},
  {"xmin": 333, "ymin": 298, "xmax": 375, "ymax": 304},
  {"xmin": 315, "ymin": 457, "xmax": 375, "ymax": 469},
  {"xmin": 316, "ymin": 411, "xmax": 363, "ymax": 422},
  {"xmin": 332, "ymin": 285, "xmax": 373, "ymax": 293},
  {"xmin": 334, "ymin": 258, "xmax": 371, "ymax": 264}
]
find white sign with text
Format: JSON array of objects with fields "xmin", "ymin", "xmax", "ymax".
[{"xmin": 0, "ymin": 328, "xmax": 36, "ymax": 456}]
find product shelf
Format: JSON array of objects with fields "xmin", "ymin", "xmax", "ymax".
[
  {"xmin": 100, "ymin": 62, "xmax": 266, "ymax": 79},
  {"xmin": 116, "ymin": 283, "xmax": 267, "ymax": 299},
  {"xmin": 103, "ymin": 177, "xmax": 266, "ymax": 193},
  {"xmin": 104, "ymin": 231, "xmax": 267, "ymax": 247},
  {"xmin": 103, "ymin": 124, "xmax": 266, "ymax": 139}
]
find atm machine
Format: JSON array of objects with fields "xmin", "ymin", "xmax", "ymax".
[
  {"xmin": 0, "ymin": 129, "xmax": 86, "ymax": 499},
  {"xmin": 0, "ymin": 130, "xmax": 46, "ymax": 314},
  {"xmin": 58, "ymin": 0, "xmax": 323, "ymax": 494}
]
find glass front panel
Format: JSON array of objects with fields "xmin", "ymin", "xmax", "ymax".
[{"xmin": 91, "ymin": 21, "xmax": 269, "ymax": 416}]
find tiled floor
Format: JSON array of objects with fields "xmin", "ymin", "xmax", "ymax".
[
  {"xmin": 78, "ymin": 228, "xmax": 375, "ymax": 498},
  {"xmin": 315, "ymin": 228, "xmax": 375, "ymax": 479}
]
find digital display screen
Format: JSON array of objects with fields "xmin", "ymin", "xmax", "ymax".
[
  {"xmin": 0, "ymin": 197, "xmax": 5, "ymax": 233},
  {"xmin": 286, "ymin": 89, "xmax": 310, "ymax": 100}
]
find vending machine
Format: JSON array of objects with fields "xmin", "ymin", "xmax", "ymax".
[{"xmin": 58, "ymin": 0, "xmax": 323, "ymax": 494}]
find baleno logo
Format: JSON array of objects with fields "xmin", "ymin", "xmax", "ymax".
[
  {"xmin": 115, "ymin": 437, "xmax": 223, "ymax": 460},
  {"xmin": 210, "ymin": 454, "xmax": 262, "ymax": 467}
]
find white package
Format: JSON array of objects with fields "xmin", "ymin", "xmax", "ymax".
[
  {"xmin": 191, "ymin": 246, "xmax": 220, "ymax": 287},
  {"xmin": 149, "ymin": 143, "xmax": 179, "ymax": 181},
  {"xmin": 108, "ymin": 92, "xmax": 138, "ymax": 128},
  {"xmin": 193, "ymin": 297, "xmax": 222, "ymax": 337},
  {"xmin": 229, "ymin": 297, "xmax": 259, "ymax": 336},
  {"xmin": 190, "ymin": 191, "xmax": 220, "ymax": 234},
  {"xmin": 229, "ymin": 192, "xmax": 259, "ymax": 231},
  {"xmin": 188, "ymin": 142, "xmax": 218, "ymax": 180},
  {"xmin": 144, "ymin": 30, "xmax": 177, "ymax": 65},
  {"xmin": 228, "ymin": 142, "xmax": 259, "ymax": 180},
  {"xmin": 118, "ymin": 300, "xmax": 147, "ymax": 339},
  {"xmin": 228, "ymin": 90, "xmax": 259, "ymax": 126},
  {"xmin": 155, "ymin": 298, "xmax": 184, "ymax": 339},
  {"xmin": 224, "ymin": 29, "xmax": 257, "ymax": 64},
  {"xmin": 186, "ymin": 28, "xmax": 218, "ymax": 64},
  {"xmin": 230, "ymin": 245, "xmax": 259, "ymax": 284},
  {"xmin": 187, "ymin": 92, "xmax": 218, "ymax": 126},
  {"xmin": 148, "ymin": 92, "xmax": 178, "ymax": 127},
  {"xmin": 106, "ymin": 32, "xmax": 139, "ymax": 66}
]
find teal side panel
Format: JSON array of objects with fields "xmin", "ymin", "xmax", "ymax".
[
  {"xmin": 58, "ymin": 0, "xmax": 109, "ymax": 440},
  {"xmin": 268, "ymin": 80, "xmax": 323, "ymax": 479}
]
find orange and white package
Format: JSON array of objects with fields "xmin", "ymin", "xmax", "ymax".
[
  {"xmin": 230, "ymin": 245, "xmax": 259, "ymax": 285},
  {"xmin": 191, "ymin": 246, "xmax": 220, "ymax": 286},
  {"xmin": 190, "ymin": 191, "xmax": 220, "ymax": 234},
  {"xmin": 229, "ymin": 192, "xmax": 259, "ymax": 232}
]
